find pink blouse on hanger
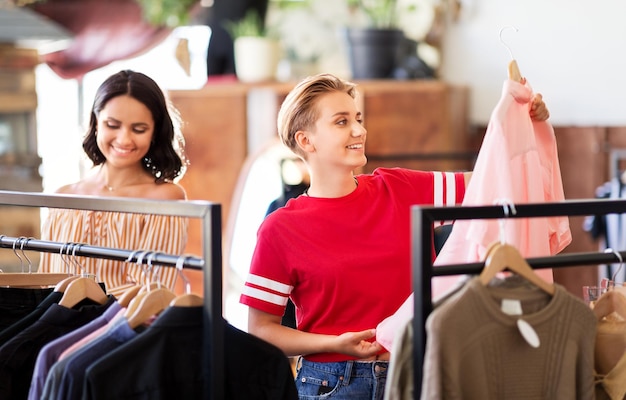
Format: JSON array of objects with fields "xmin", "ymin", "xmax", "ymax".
[{"xmin": 377, "ymin": 79, "xmax": 572, "ymax": 352}]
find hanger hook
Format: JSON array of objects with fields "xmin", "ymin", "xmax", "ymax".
[
  {"xmin": 123, "ymin": 249, "xmax": 144, "ymax": 286},
  {"xmin": 126, "ymin": 250, "xmax": 140, "ymax": 263},
  {"xmin": 66, "ymin": 243, "xmax": 77, "ymax": 275},
  {"xmin": 175, "ymin": 255, "xmax": 192, "ymax": 294},
  {"xmin": 13, "ymin": 237, "xmax": 25, "ymax": 272},
  {"xmin": 146, "ymin": 252, "xmax": 163, "ymax": 289},
  {"xmin": 494, "ymin": 199, "xmax": 517, "ymax": 244},
  {"xmin": 134, "ymin": 250, "xmax": 151, "ymax": 287},
  {"xmin": 604, "ymin": 248, "xmax": 624, "ymax": 285},
  {"xmin": 499, "ymin": 25, "xmax": 518, "ymax": 60},
  {"xmin": 20, "ymin": 237, "xmax": 33, "ymax": 273},
  {"xmin": 71, "ymin": 243, "xmax": 87, "ymax": 276},
  {"xmin": 59, "ymin": 242, "xmax": 73, "ymax": 274},
  {"xmin": 0, "ymin": 235, "xmax": 4, "ymax": 273}
]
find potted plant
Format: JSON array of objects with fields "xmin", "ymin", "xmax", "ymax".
[
  {"xmin": 344, "ymin": 0, "xmax": 421, "ymax": 79},
  {"xmin": 136, "ymin": 0, "xmax": 198, "ymax": 27},
  {"xmin": 225, "ymin": 9, "xmax": 279, "ymax": 83}
]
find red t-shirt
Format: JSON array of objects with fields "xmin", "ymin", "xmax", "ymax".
[{"xmin": 239, "ymin": 167, "xmax": 465, "ymax": 362}]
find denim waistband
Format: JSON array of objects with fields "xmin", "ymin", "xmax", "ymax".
[{"xmin": 298, "ymin": 357, "xmax": 388, "ymax": 376}]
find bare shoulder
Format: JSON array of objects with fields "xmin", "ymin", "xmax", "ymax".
[
  {"xmin": 54, "ymin": 182, "xmax": 82, "ymax": 195},
  {"xmin": 145, "ymin": 182, "xmax": 187, "ymax": 201}
]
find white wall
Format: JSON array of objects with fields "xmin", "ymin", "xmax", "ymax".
[{"xmin": 439, "ymin": 0, "xmax": 626, "ymax": 126}]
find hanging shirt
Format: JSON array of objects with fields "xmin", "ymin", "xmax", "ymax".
[
  {"xmin": 82, "ymin": 310, "xmax": 298, "ymax": 400},
  {"xmin": 421, "ymin": 277, "xmax": 596, "ymax": 399},
  {"xmin": 0, "ymin": 287, "xmax": 54, "ymax": 332},
  {"xmin": 434, "ymin": 78, "xmax": 570, "ymax": 268},
  {"xmin": 53, "ymin": 314, "xmax": 138, "ymax": 399},
  {"xmin": 594, "ymin": 314, "xmax": 626, "ymax": 400},
  {"xmin": 57, "ymin": 308, "xmax": 126, "ymax": 362},
  {"xmin": 0, "ymin": 290, "xmax": 63, "ymax": 347},
  {"xmin": 28, "ymin": 300, "xmax": 122, "ymax": 400},
  {"xmin": 376, "ymin": 79, "xmax": 572, "ymax": 352},
  {"xmin": 0, "ymin": 296, "xmax": 115, "ymax": 399},
  {"xmin": 39, "ymin": 312, "xmax": 136, "ymax": 400},
  {"xmin": 81, "ymin": 306, "xmax": 204, "ymax": 399}
]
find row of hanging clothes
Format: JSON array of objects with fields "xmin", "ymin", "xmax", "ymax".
[
  {"xmin": 0, "ymin": 235, "xmax": 297, "ymax": 400},
  {"xmin": 394, "ymin": 199, "xmax": 626, "ymax": 400},
  {"xmin": 0, "ymin": 190, "xmax": 298, "ymax": 400}
]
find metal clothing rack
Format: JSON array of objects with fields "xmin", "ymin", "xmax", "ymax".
[
  {"xmin": 412, "ymin": 197, "xmax": 626, "ymax": 398},
  {"xmin": 0, "ymin": 190, "xmax": 224, "ymax": 399}
]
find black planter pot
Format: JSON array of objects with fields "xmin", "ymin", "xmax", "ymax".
[{"xmin": 343, "ymin": 27, "xmax": 406, "ymax": 80}]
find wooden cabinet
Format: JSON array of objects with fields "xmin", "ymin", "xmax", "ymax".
[
  {"xmin": 0, "ymin": 45, "xmax": 42, "ymax": 271},
  {"xmin": 356, "ymin": 80, "xmax": 471, "ymax": 173},
  {"xmin": 168, "ymin": 85, "xmax": 249, "ymax": 258}
]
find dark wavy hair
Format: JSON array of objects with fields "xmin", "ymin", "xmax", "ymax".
[{"xmin": 82, "ymin": 70, "xmax": 187, "ymax": 182}]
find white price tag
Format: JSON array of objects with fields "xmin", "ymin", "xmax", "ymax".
[{"xmin": 517, "ymin": 319, "xmax": 540, "ymax": 348}]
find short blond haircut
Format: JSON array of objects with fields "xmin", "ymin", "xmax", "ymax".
[{"xmin": 277, "ymin": 73, "xmax": 357, "ymax": 158}]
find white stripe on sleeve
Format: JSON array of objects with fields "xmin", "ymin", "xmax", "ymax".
[
  {"xmin": 247, "ymin": 274, "xmax": 293, "ymax": 296},
  {"xmin": 242, "ymin": 285, "xmax": 290, "ymax": 307}
]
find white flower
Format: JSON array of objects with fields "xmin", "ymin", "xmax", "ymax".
[{"xmin": 274, "ymin": 7, "xmax": 334, "ymax": 62}]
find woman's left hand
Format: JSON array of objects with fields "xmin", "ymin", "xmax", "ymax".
[{"xmin": 530, "ymin": 93, "xmax": 550, "ymax": 121}]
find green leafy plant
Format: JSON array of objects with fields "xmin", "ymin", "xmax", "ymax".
[
  {"xmin": 137, "ymin": 0, "xmax": 197, "ymax": 27},
  {"xmin": 347, "ymin": 0, "xmax": 417, "ymax": 29},
  {"xmin": 224, "ymin": 9, "xmax": 266, "ymax": 39}
]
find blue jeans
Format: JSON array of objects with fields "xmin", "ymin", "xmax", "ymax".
[{"xmin": 295, "ymin": 357, "xmax": 388, "ymax": 400}]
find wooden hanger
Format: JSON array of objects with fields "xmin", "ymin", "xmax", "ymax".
[
  {"xmin": 170, "ymin": 292, "xmax": 203, "ymax": 307},
  {"xmin": 479, "ymin": 242, "xmax": 555, "ymax": 295},
  {"xmin": 107, "ymin": 282, "xmax": 137, "ymax": 298},
  {"xmin": 508, "ymin": 60, "xmax": 522, "ymax": 83},
  {"xmin": 0, "ymin": 272, "xmax": 74, "ymax": 288},
  {"xmin": 592, "ymin": 290, "xmax": 626, "ymax": 321},
  {"xmin": 54, "ymin": 275, "xmax": 81, "ymax": 292},
  {"xmin": 58, "ymin": 276, "xmax": 109, "ymax": 308},
  {"xmin": 123, "ymin": 282, "xmax": 160, "ymax": 316},
  {"xmin": 124, "ymin": 252, "xmax": 176, "ymax": 328},
  {"xmin": 116, "ymin": 284, "xmax": 143, "ymax": 308},
  {"xmin": 125, "ymin": 286, "xmax": 176, "ymax": 329}
]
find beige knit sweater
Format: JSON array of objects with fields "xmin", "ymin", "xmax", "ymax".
[{"xmin": 410, "ymin": 277, "xmax": 597, "ymax": 400}]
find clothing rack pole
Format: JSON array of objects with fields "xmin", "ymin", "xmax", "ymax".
[
  {"xmin": 412, "ymin": 197, "xmax": 626, "ymax": 398},
  {"xmin": 0, "ymin": 235, "xmax": 204, "ymax": 269},
  {"xmin": 202, "ymin": 202, "xmax": 223, "ymax": 400},
  {"xmin": 0, "ymin": 190, "xmax": 223, "ymax": 399}
]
